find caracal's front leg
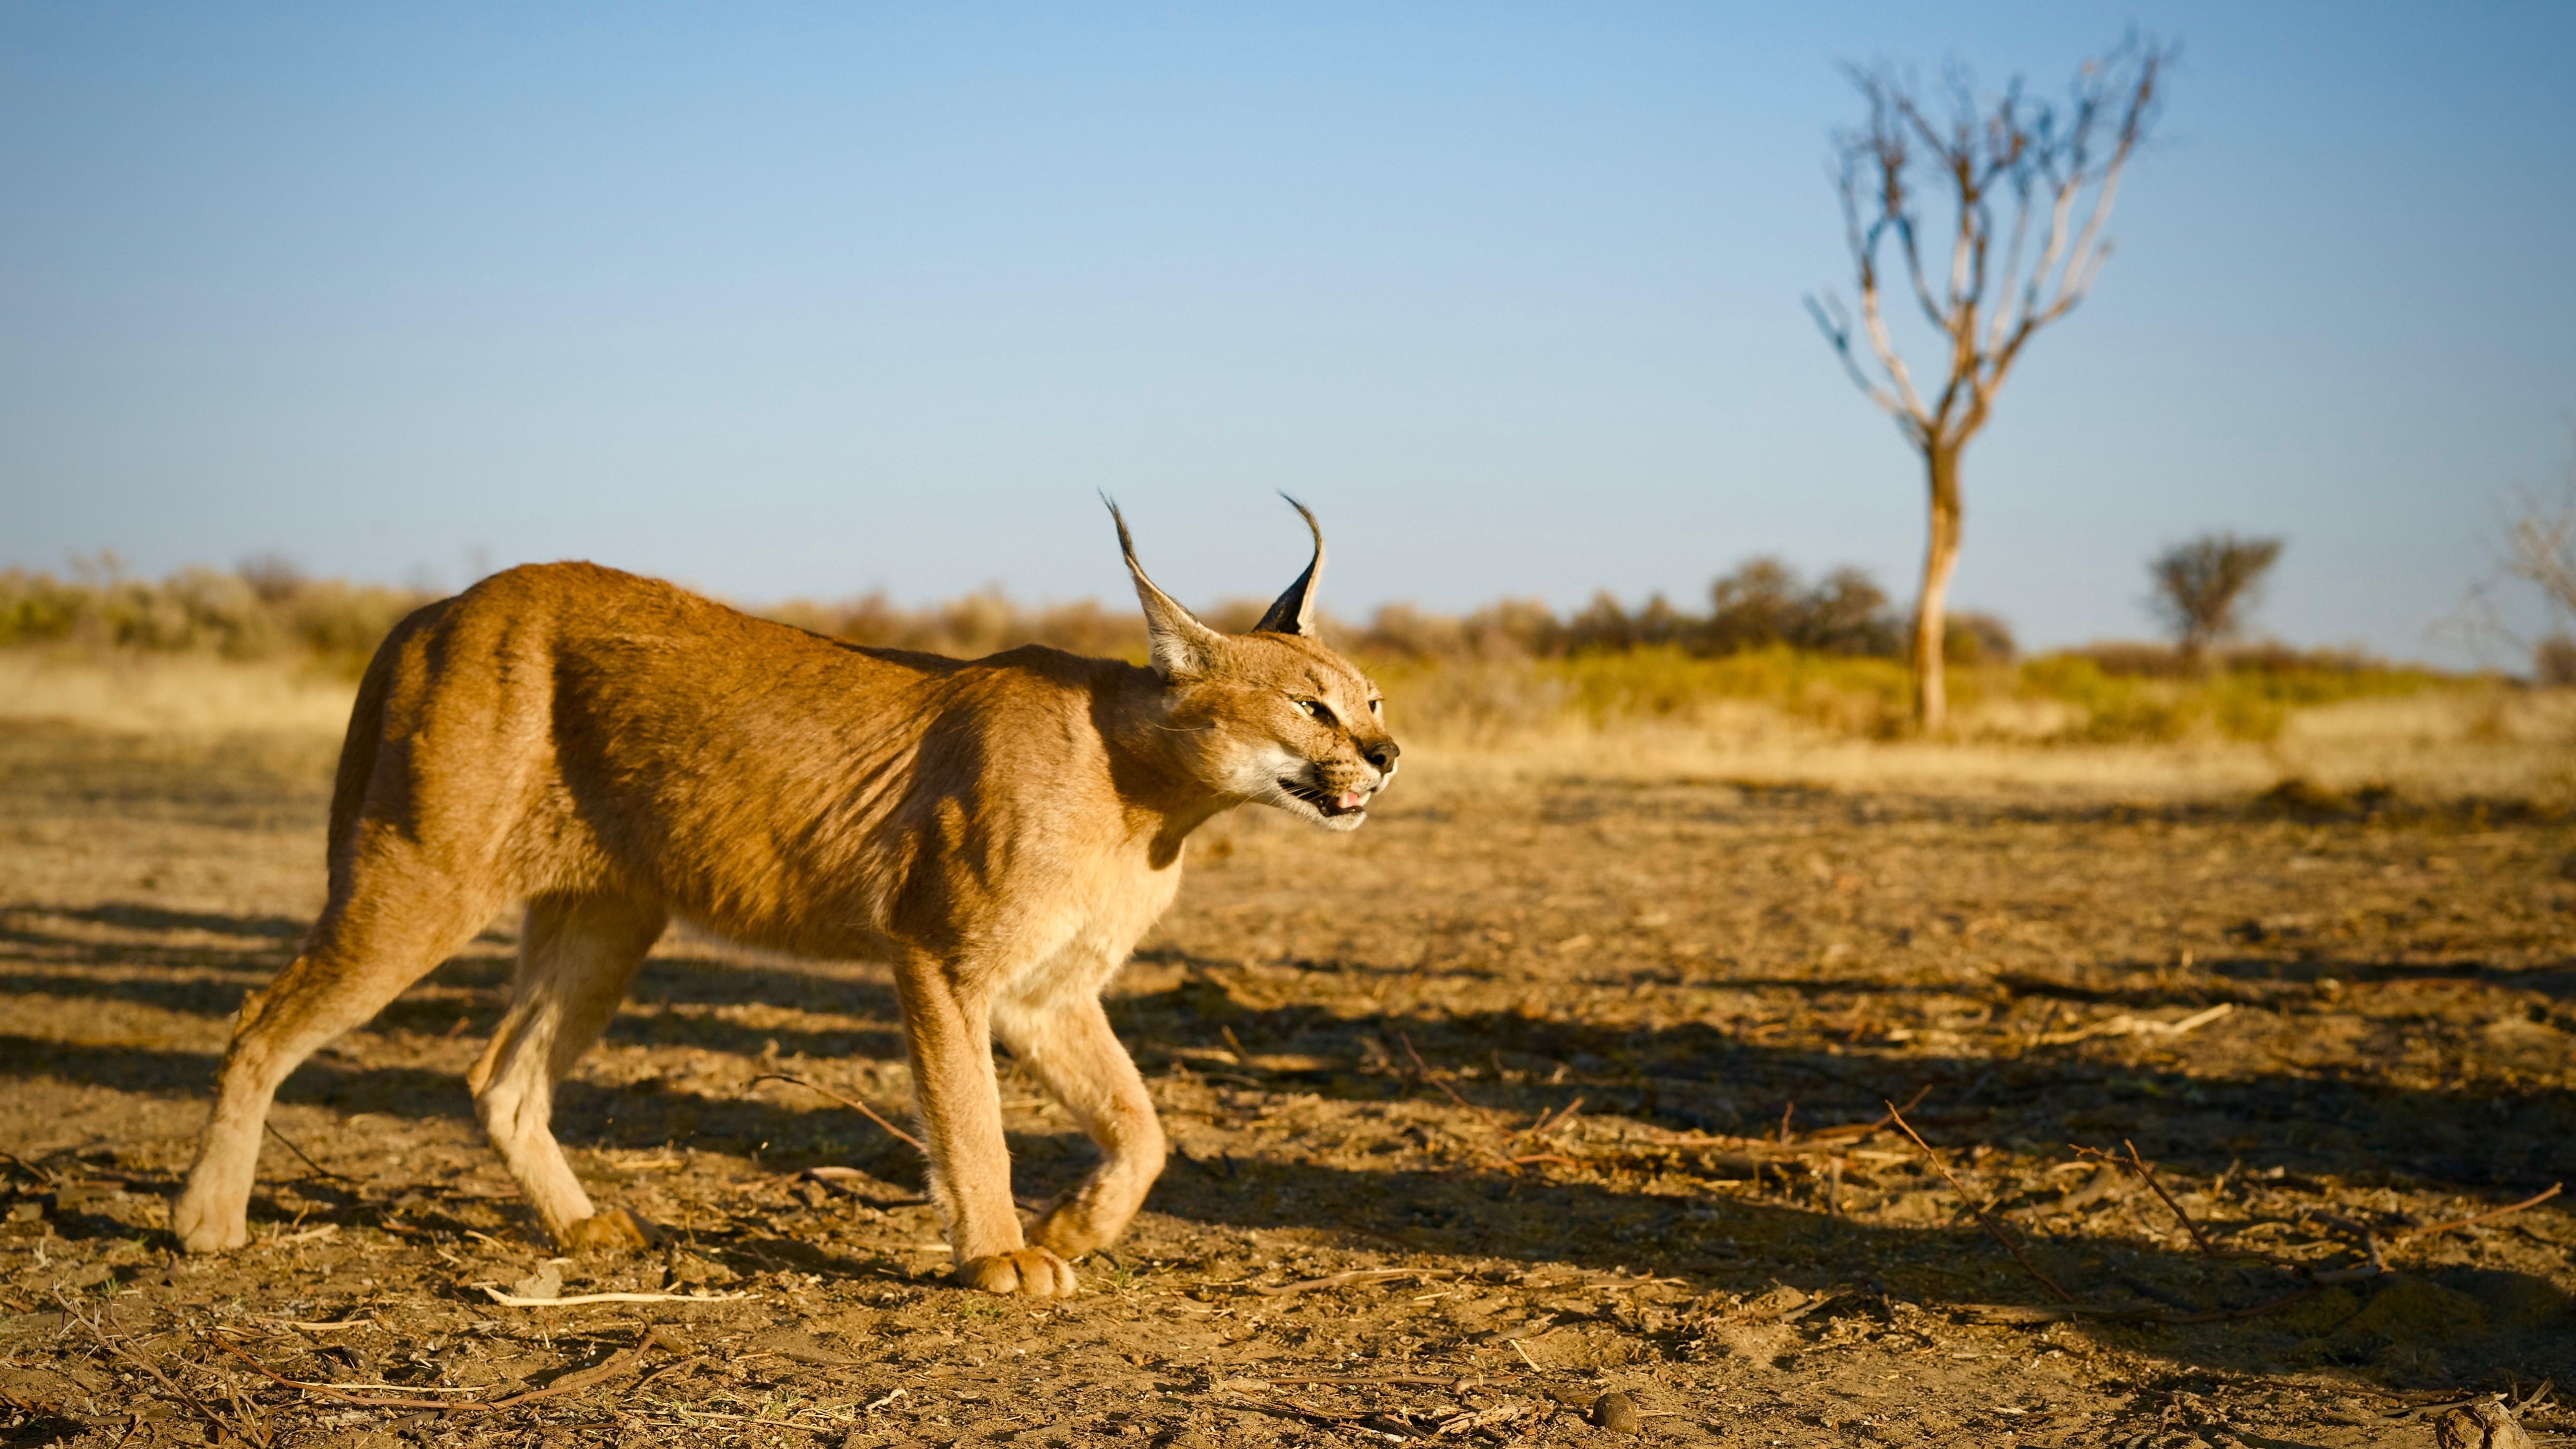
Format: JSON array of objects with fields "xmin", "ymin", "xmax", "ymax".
[
  {"xmin": 994, "ymin": 988, "xmax": 1165, "ymax": 1259},
  {"xmin": 895, "ymin": 951, "xmax": 1077, "ymax": 1297}
]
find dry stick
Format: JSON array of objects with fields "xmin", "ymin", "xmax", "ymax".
[
  {"xmin": 222, "ymin": 1374, "xmax": 273, "ymax": 1449},
  {"xmin": 1228, "ymin": 1396, "xmax": 1370, "ymax": 1429},
  {"xmin": 1515, "ymin": 1095, "xmax": 1585, "ymax": 1143},
  {"xmin": 1247, "ymin": 1268, "xmax": 1431, "ymax": 1298},
  {"xmin": 209, "ymin": 1327, "xmax": 670, "ymax": 1413},
  {"xmin": 478, "ymin": 1286, "xmax": 751, "ymax": 1307},
  {"xmin": 2122, "ymin": 1140, "xmax": 2219, "ymax": 1258},
  {"xmin": 1395, "ymin": 1032, "xmax": 1529, "ymax": 1175},
  {"xmin": 1258, "ymin": 1374, "xmax": 1503, "ymax": 1388},
  {"xmin": 751, "ymin": 1073, "xmax": 928, "ymax": 1153},
  {"xmin": 54, "ymin": 1291, "xmax": 267, "ymax": 1449},
  {"xmin": 1396, "ymin": 1032, "xmax": 1496, "ymax": 1124},
  {"xmin": 2386, "ymin": 1183, "xmax": 2562, "ymax": 1251},
  {"xmin": 1885, "ymin": 1100, "xmax": 2077, "ymax": 1304},
  {"xmin": 1866, "ymin": 1083, "xmax": 1937, "ymax": 1140},
  {"xmin": 633, "ymin": 1354, "xmax": 708, "ymax": 1393},
  {"xmin": 1955, "ymin": 1181, "xmax": 2565, "ymax": 1331},
  {"xmin": 262, "ymin": 1121, "xmax": 355, "ymax": 1183}
]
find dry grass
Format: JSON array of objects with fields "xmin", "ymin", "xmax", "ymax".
[
  {"xmin": 10, "ymin": 652, "xmax": 2567, "ymax": 811},
  {"xmin": 0, "ymin": 654, "xmax": 363, "ymax": 735},
  {"xmin": 6, "ymin": 696, "xmax": 2574, "ymax": 1443},
  {"xmin": 9, "ymin": 560, "xmax": 2512, "ymax": 756}
]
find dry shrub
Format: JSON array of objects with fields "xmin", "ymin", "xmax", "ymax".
[
  {"xmin": 2015, "ymin": 648, "xmax": 2459, "ymax": 744},
  {"xmin": 2, "ymin": 559, "xmax": 2489, "ymax": 753},
  {"xmin": 2537, "ymin": 635, "xmax": 2576, "ymax": 688},
  {"xmin": 0, "ymin": 561, "xmax": 433, "ymax": 675}
]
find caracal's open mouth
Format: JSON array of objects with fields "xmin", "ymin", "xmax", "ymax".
[{"xmin": 1279, "ymin": 777, "xmax": 1368, "ymax": 818}]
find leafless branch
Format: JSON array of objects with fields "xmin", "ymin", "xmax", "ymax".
[
  {"xmin": 752, "ymin": 1072, "xmax": 927, "ymax": 1153},
  {"xmin": 2119, "ymin": 1139, "xmax": 2219, "ymax": 1256},
  {"xmin": 1885, "ymin": 1100, "xmax": 2077, "ymax": 1303},
  {"xmin": 1817, "ymin": 33, "xmax": 2172, "ymax": 453}
]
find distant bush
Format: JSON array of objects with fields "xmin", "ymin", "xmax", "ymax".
[
  {"xmin": 2018, "ymin": 645, "xmax": 2453, "ymax": 743},
  {"xmin": 1350, "ymin": 556, "xmax": 2009, "ymax": 667},
  {"xmin": 2534, "ymin": 635, "xmax": 2576, "ymax": 688},
  {"xmin": 0, "ymin": 558, "xmax": 433, "ymax": 674},
  {"xmin": 2060, "ymin": 639, "xmax": 2389, "ymax": 681},
  {"xmin": 4, "ymin": 555, "xmax": 2468, "ymax": 745}
]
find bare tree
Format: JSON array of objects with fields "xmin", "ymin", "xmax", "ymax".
[
  {"xmin": 2147, "ymin": 532, "xmax": 2283, "ymax": 664},
  {"xmin": 1809, "ymin": 34, "xmax": 2174, "ymax": 729},
  {"xmin": 2494, "ymin": 480, "xmax": 2576, "ymax": 683}
]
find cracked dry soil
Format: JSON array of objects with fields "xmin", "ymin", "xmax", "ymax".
[{"xmin": 1, "ymin": 722, "xmax": 2572, "ymax": 1447}]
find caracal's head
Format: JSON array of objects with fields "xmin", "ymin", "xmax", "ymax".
[{"xmin": 1108, "ymin": 498, "xmax": 1399, "ymax": 832}]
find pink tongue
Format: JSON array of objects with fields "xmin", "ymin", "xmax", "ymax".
[{"xmin": 1337, "ymin": 789, "xmax": 1366, "ymax": 810}]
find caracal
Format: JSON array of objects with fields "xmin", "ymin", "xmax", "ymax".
[{"xmin": 170, "ymin": 501, "xmax": 1397, "ymax": 1296}]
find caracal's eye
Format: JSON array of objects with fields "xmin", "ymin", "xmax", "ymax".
[
  {"xmin": 1367, "ymin": 698, "xmax": 1382, "ymax": 716},
  {"xmin": 1294, "ymin": 698, "xmax": 1336, "ymax": 726}
]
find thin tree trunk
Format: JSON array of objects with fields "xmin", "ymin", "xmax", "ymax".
[{"xmin": 1911, "ymin": 443, "xmax": 1964, "ymax": 732}]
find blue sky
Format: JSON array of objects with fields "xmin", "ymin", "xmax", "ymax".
[{"xmin": 3, "ymin": 3, "xmax": 2571, "ymax": 660}]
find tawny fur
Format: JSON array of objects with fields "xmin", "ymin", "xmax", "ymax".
[{"xmin": 169, "ymin": 507, "xmax": 1396, "ymax": 1296}]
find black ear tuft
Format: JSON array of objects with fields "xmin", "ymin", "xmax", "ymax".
[
  {"xmin": 1104, "ymin": 496, "xmax": 1224, "ymax": 677},
  {"xmin": 1252, "ymin": 495, "xmax": 1325, "ymax": 636}
]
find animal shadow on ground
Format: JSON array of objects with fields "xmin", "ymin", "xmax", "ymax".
[{"xmin": 3, "ymin": 901, "xmax": 2569, "ymax": 1388}]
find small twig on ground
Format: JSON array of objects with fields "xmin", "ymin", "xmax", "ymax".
[
  {"xmin": 1397, "ymin": 1032, "xmax": 1498, "ymax": 1126},
  {"xmin": 1885, "ymin": 1100, "xmax": 2076, "ymax": 1304},
  {"xmin": 802, "ymin": 1166, "xmax": 929, "ymax": 1207},
  {"xmin": 1247, "ymin": 1268, "xmax": 1432, "ymax": 1298},
  {"xmin": 2387, "ymin": 1183, "xmax": 2562, "ymax": 1251},
  {"xmin": 2031, "ymin": 1002, "xmax": 2234, "ymax": 1047},
  {"xmin": 55, "ymin": 1290, "xmax": 268, "ymax": 1448},
  {"xmin": 477, "ymin": 1286, "xmax": 751, "ymax": 1307},
  {"xmin": 262, "ymin": 1121, "xmax": 355, "ymax": 1183},
  {"xmin": 0, "ymin": 1149, "xmax": 57, "ymax": 1187},
  {"xmin": 1515, "ymin": 1096, "xmax": 1584, "ymax": 1142},
  {"xmin": 634, "ymin": 1354, "xmax": 707, "ymax": 1393},
  {"xmin": 2118, "ymin": 1140, "xmax": 2218, "ymax": 1257},
  {"xmin": 1259, "ymin": 1374, "xmax": 1500, "ymax": 1388},
  {"xmin": 751, "ymin": 1073, "xmax": 927, "ymax": 1153},
  {"xmin": 1225, "ymin": 1396, "xmax": 1370, "ymax": 1429},
  {"xmin": 209, "ymin": 1325, "xmax": 676, "ymax": 1412}
]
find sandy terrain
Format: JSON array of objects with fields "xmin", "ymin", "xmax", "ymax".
[{"xmin": 2, "ymin": 713, "xmax": 2572, "ymax": 1447}]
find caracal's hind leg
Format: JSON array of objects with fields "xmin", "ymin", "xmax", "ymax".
[
  {"xmin": 173, "ymin": 880, "xmax": 498, "ymax": 1254},
  {"xmin": 467, "ymin": 892, "xmax": 665, "ymax": 1252},
  {"xmin": 995, "ymin": 984, "xmax": 1167, "ymax": 1261}
]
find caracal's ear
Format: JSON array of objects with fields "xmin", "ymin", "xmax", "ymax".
[
  {"xmin": 1105, "ymin": 497, "xmax": 1226, "ymax": 679},
  {"xmin": 1250, "ymin": 494, "xmax": 1325, "ymax": 636}
]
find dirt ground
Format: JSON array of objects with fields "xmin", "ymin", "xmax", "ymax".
[{"xmin": 2, "ymin": 721, "xmax": 2572, "ymax": 1448}]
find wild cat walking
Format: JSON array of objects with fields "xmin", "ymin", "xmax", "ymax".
[{"xmin": 171, "ymin": 501, "xmax": 1397, "ymax": 1296}]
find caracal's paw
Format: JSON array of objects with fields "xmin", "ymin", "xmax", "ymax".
[
  {"xmin": 1031, "ymin": 1203, "xmax": 1119, "ymax": 1260},
  {"xmin": 559, "ymin": 1209, "xmax": 652, "ymax": 1254},
  {"xmin": 168, "ymin": 1191, "xmax": 248, "ymax": 1255},
  {"xmin": 956, "ymin": 1247, "xmax": 1078, "ymax": 1298}
]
